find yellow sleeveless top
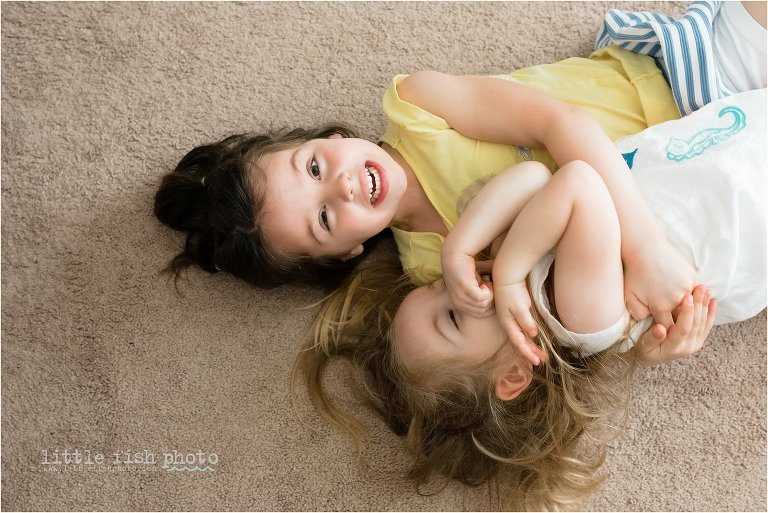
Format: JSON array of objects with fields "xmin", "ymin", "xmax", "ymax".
[{"xmin": 378, "ymin": 45, "xmax": 680, "ymax": 286}]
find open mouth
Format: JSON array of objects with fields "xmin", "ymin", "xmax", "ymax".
[{"xmin": 364, "ymin": 165, "xmax": 381, "ymax": 204}]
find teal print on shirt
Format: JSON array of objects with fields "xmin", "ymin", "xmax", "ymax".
[
  {"xmin": 621, "ymin": 148, "xmax": 638, "ymax": 169},
  {"xmin": 665, "ymin": 106, "xmax": 747, "ymax": 162}
]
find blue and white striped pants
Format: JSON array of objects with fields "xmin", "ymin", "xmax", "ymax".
[{"xmin": 595, "ymin": 1, "xmax": 732, "ymax": 116}]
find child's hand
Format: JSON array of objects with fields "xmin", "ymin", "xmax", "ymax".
[
  {"xmin": 442, "ymin": 251, "xmax": 494, "ymax": 317},
  {"xmin": 634, "ymin": 284, "xmax": 716, "ymax": 366},
  {"xmin": 494, "ymin": 280, "xmax": 548, "ymax": 366},
  {"xmin": 624, "ymin": 237, "xmax": 696, "ymax": 328}
]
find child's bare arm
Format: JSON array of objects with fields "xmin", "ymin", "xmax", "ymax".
[
  {"xmin": 493, "ymin": 161, "xmax": 625, "ymax": 361},
  {"xmin": 399, "ymin": 71, "xmax": 695, "ymax": 329},
  {"xmin": 441, "ymin": 161, "xmax": 551, "ymax": 317}
]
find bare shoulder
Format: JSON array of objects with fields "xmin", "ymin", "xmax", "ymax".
[
  {"xmin": 398, "ymin": 70, "xmax": 450, "ymax": 92},
  {"xmin": 397, "ymin": 70, "xmax": 464, "ymax": 112}
]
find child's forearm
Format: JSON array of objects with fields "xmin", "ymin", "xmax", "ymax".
[
  {"xmin": 443, "ymin": 161, "xmax": 551, "ymax": 260},
  {"xmin": 541, "ymin": 111, "xmax": 665, "ymax": 255},
  {"xmin": 493, "ymin": 161, "xmax": 615, "ymax": 285}
]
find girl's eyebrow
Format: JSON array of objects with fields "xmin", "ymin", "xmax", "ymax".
[{"xmin": 291, "ymin": 149, "xmax": 301, "ymax": 176}]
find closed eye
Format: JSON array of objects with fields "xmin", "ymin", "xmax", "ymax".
[{"xmin": 448, "ymin": 309, "xmax": 459, "ymax": 330}]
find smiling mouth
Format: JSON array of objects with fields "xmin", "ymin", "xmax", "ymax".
[{"xmin": 364, "ymin": 165, "xmax": 381, "ymax": 204}]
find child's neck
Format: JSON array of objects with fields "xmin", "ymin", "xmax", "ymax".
[{"xmin": 382, "ymin": 144, "xmax": 448, "ymax": 236}]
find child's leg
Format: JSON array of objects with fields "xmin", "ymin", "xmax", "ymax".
[{"xmin": 550, "ymin": 162, "xmax": 624, "ymax": 334}]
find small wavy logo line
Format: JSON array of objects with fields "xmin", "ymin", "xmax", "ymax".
[{"xmin": 165, "ymin": 466, "xmax": 216, "ymax": 472}]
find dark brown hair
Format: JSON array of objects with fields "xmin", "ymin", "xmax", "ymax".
[{"xmin": 153, "ymin": 124, "xmax": 388, "ymax": 289}]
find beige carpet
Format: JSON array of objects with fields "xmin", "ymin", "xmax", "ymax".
[{"xmin": 2, "ymin": 1, "xmax": 765, "ymax": 510}]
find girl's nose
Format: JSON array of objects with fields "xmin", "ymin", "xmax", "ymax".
[{"xmin": 333, "ymin": 171, "xmax": 353, "ymax": 202}]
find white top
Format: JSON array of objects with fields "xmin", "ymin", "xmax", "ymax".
[
  {"xmin": 530, "ymin": 88, "xmax": 767, "ymax": 354},
  {"xmin": 713, "ymin": 0, "xmax": 767, "ymax": 94}
]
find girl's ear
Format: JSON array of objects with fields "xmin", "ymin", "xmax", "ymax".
[
  {"xmin": 328, "ymin": 133, "xmax": 343, "ymax": 140},
  {"xmin": 494, "ymin": 363, "xmax": 532, "ymax": 401},
  {"xmin": 340, "ymin": 244, "xmax": 364, "ymax": 261}
]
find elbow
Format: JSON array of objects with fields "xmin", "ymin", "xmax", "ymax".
[
  {"xmin": 570, "ymin": 108, "xmax": 600, "ymax": 131},
  {"xmin": 560, "ymin": 105, "xmax": 596, "ymax": 127},
  {"xmin": 543, "ymin": 106, "xmax": 600, "ymax": 141}
]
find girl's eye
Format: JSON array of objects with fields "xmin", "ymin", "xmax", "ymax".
[
  {"xmin": 448, "ymin": 309, "xmax": 459, "ymax": 330},
  {"xmin": 319, "ymin": 206, "xmax": 329, "ymax": 231},
  {"xmin": 309, "ymin": 158, "xmax": 320, "ymax": 179}
]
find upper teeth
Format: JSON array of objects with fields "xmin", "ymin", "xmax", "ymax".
[{"xmin": 365, "ymin": 166, "xmax": 380, "ymax": 204}]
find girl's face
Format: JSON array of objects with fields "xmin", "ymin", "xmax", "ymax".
[
  {"xmin": 392, "ymin": 279, "xmax": 509, "ymax": 369},
  {"xmin": 258, "ymin": 136, "xmax": 407, "ymax": 259}
]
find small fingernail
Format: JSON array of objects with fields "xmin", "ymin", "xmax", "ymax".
[{"xmin": 685, "ymin": 295, "xmax": 693, "ymax": 305}]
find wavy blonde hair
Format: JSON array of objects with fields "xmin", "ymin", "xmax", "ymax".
[{"xmin": 292, "ymin": 259, "xmax": 638, "ymax": 511}]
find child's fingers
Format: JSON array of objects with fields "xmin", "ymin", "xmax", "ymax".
[
  {"xmin": 458, "ymin": 282, "xmax": 494, "ymax": 317},
  {"xmin": 511, "ymin": 306, "xmax": 538, "ymax": 338},
  {"xmin": 461, "ymin": 278, "xmax": 491, "ymax": 302},
  {"xmin": 692, "ymin": 285, "xmax": 709, "ymax": 326},
  {"xmin": 474, "ymin": 282, "xmax": 493, "ymax": 302},
  {"xmin": 497, "ymin": 283, "xmax": 536, "ymax": 338},
  {"xmin": 635, "ymin": 323, "xmax": 666, "ymax": 366},
  {"xmin": 453, "ymin": 279, "xmax": 487, "ymax": 304},
  {"xmin": 696, "ymin": 295, "xmax": 716, "ymax": 342},
  {"xmin": 685, "ymin": 287, "xmax": 711, "ymax": 355},
  {"xmin": 650, "ymin": 308, "xmax": 675, "ymax": 332},
  {"xmin": 702, "ymin": 298, "xmax": 717, "ymax": 339},
  {"xmin": 668, "ymin": 293, "xmax": 694, "ymax": 338},
  {"xmin": 500, "ymin": 315, "xmax": 540, "ymax": 366},
  {"xmin": 649, "ymin": 323, "xmax": 667, "ymax": 345},
  {"xmin": 691, "ymin": 287, "xmax": 705, "ymax": 338},
  {"xmin": 707, "ymin": 297, "xmax": 716, "ymax": 328},
  {"xmin": 519, "ymin": 342, "xmax": 542, "ymax": 366},
  {"xmin": 638, "ymin": 323, "xmax": 666, "ymax": 352},
  {"xmin": 528, "ymin": 341, "xmax": 548, "ymax": 365}
]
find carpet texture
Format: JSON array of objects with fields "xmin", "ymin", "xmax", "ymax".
[{"xmin": 2, "ymin": 2, "xmax": 765, "ymax": 510}]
